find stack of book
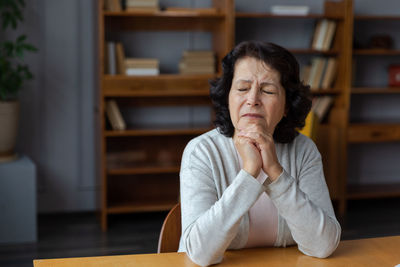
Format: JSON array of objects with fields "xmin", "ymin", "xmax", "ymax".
[
  {"xmin": 311, "ymin": 19, "xmax": 337, "ymax": 51},
  {"xmin": 125, "ymin": 0, "xmax": 159, "ymax": 12},
  {"xmin": 301, "ymin": 57, "xmax": 337, "ymax": 91},
  {"xmin": 125, "ymin": 58, "xmax": 160, "ymax": 76},
  {"xmin": 179, "ymin": 50, "xmax": 215, "ymax": 74}
]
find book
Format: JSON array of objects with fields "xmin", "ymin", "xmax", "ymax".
[
  {"xmin": 312, "ymin": 96, "xmax": 334, "ymax": 122},
  {"xmin": 320, "ymin": 57, "xmax": 337, "ymax": 90},
  {"xmin": 312, "ymin": 19, "xmax": 330, "ymax": 51},
  {"xmin": 106, "ymin": 100, "xmax": 126, "ymax": 130},
  {"xmin": 126, "ymin": 0, "xmax": 158, "ymax": 7},
  {"xmin": 125, "ymin": 68, "xmax": 159, "ymax": 76},
  {"xmin": 179, "ymin": 50, "xmax": 215, "ymax": 74},
  {"xmin": 125, "ymin": 58, "xmax": 159, "ymax": 69},
  {"xmin": 270, "ymin": 5, "xmax": 310, "ymax": 16},
  {"xmin": 125, "ymin": 0, "xmax": 159, "ymax": 11},
  {"xmin": 115, "ymin": 42, "xmax": 126, "ymax": 75},
  {"xmin": 104, "ymin": 0, "xmax": 122, "ymax": 11},
  {"xmin": 321, "ymin": 20, "xmax": 337, "ymax": 51},
  {"xmin": 308, "ymin": 57, "xmax": 326, "ymax": 91},
  {"xmin": 106, "ymin": 42, "xmax": 117, "ymax": 75},
  {"xmin": 300, "ymin": 65, "xmax": 311, "ymax": 85}
]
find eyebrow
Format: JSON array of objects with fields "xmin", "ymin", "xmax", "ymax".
[{"xmin": 235, "ymin": 79, "xmax": 279, "ymax": 89}]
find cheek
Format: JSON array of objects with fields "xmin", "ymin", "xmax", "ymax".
[{"xmin": 228, "ymin": 94, "xmax": 240, "ymax": 127}]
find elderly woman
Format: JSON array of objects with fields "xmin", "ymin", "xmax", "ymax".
[{"xmin": 178, "ymin": 41, "xmax": 341, "ymax": 266}]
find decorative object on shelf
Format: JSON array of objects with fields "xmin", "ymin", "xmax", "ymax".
[
  {"xmin": 388, "ymin": 65, "xmax": 400, "ymax": 87},
  {"xmin": 0, "ymin": 0, "xmax": 37, "ymax": 163},
  {"xmin": 369, "ymin": 34, "xmax": 393, "ymax": 50},
  {"xmin": 270, "ymin": 5, "xmax": 310, "ymax": 16}
]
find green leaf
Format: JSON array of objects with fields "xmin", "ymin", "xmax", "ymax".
[{"xmin": 17, "ymin": 35, "xmax": 27, "ymax": 43}]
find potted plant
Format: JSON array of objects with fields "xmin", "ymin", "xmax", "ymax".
[{"xmin": 0, "ymin": 0, "xmax": 37, "ymax": 162}]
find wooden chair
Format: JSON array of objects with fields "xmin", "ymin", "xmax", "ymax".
[{"xmin": 157, "ymin": 203, "xmax": 181, "ymax": 253}]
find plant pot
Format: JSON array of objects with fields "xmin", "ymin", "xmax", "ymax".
[{"xmin": 0, "ymin": 100, "xmax": 19, "ymax": 162}]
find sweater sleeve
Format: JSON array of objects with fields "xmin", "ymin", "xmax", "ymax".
[
  {"xmin": 178, "ymin": 144, "xmax": 263, "ymax": 266},
  {"xmin": 264, "ymin": 138, "xmax": 341, "ymax": 258}
]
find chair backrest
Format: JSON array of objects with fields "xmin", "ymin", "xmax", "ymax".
[{"xmin": 157, "ymin": 203, "xmax": 181, "ymax": 253}]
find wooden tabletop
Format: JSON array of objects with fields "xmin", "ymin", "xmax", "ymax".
[{"xmin": 33, "ymin": 235, "xmax": 400, "ymax": 267}]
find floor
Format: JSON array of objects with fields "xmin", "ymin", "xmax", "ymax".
[{"xmin": 1, "ymin": 198, "xmax": 400, "ymax": 267}]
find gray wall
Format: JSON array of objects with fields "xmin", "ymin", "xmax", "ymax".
[{"xmin": 12, "ymin": 0, "xmax": 400, "ymax": 212}]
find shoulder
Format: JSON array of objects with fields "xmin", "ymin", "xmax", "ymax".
[
  {"xmin": 184, "ymin": 128, "xmax": 230, "ymax": 152},
  {"xmin": 282, "ymin": 133, "xmax": 321, "ymax": 162},
  {"xmin": 292, "ymin": 133, "xmax": 321, "ymax": 162},
  {"xmin": 182, "ymin": 128, "xmax": 232, "ymax": 163}
]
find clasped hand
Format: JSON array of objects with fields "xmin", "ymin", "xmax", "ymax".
[{"xmin": 234, "ymin": 120, "xmax": 283, "ymax": 181}]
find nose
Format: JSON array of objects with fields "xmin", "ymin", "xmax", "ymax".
[{"xmin": 246, "ymin": 86, "xmax": 260, "ymax": 106}]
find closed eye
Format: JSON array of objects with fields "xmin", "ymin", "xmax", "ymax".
[
  {"xmin": 262, "ymin": 89, "xmax": 276, "ymax": 94},
  {"xmin": 238, "ymin": 88, "xmax": 249, "ymax": 92}
]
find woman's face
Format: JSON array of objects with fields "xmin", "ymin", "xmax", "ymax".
[{"xmin": 228, "ymin": 56, "xmax": 286, "ymax": 136}]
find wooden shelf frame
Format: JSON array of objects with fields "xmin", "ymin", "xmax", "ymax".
[
  {"xmin": 353, "ymin": 49, "xmax": 400, "ymax": 55},
  {"xmin": 98, "ymin": 0, "xmax": 234, "ymax": 231},
  {"xmin": 104, "ymin": 9, "xmax": 225, "ymax": 18},
  {"xmin": 107, "ymin": 200, "xmax": 177, "ymax": 214},
  {"xmin": 347, "ymin": 183, "xmax": 400, "ymax": 199},
  {"xmin": 351, "ymin": 87, "xmax": 400, "ymax": 94},
  {"xmin": 105, "ymin": 126, "xmax": 212, "ymax": 137},
  {"xmin": 98, "ymin": 0, "xmax": 400, "ymax": 229},
  {"xmin": 235, "ymin": 12, "xmax": 344, "ymax": 19},
  {"xmin": 348, "ymin": 123, "xmax": 400, "ymax": 143},
  {"xmin": 103, "ymin": 74, "xmax": 213, "ymax": 97},
  {"xmin": 345, "ymin": 11, "xmax": 400, "ymax": 206}
]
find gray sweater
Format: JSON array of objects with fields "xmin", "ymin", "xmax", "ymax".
[{"xmin": 178, "ymin": 129, "xmax": 341, "ymax": 266}]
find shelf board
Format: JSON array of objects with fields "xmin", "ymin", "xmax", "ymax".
[
  {"xmin": 104, "ymin": 9, "xmax": 224, "ymax": 18},
  {"xmin": 103, "ymin": 74, "xmax": 213, "ymax": 97},
  {"xmin": 289, "ymin": 48, "xmax": 338, "ymax": 55},
  {"xmin": 348, "ymin": 123, "xmax": 400, "ymax": 143},
  {"xmin": 353, "ymin": 49, "xmax": 400, "ymax": 55},
  {"xmin": 105, "ymin": 125, "xmax": 212, "ymax": 137},
  {"xmin": 107, "ymin": 200, "xmax": 177, "ymax": 214},
  {"xmin": 347, "ymin": 183, "xmax": 400, "ymax": 199},
  {"xmin": 107, "ymin": 165, "xmax": 180, "ymax": 175},
  {"xmin": 235, "ymin": 13, "xmax": 342, "ymax": 19},
  {"xmin": 311, "ymin": 89, "xmax": 341, "ymax": 95},
  {"xmin": 351, "ymin": 87, "xmax": 400, "ymax": 94},
  {"xmin": 355, "ymin": 15, "xmax": 400, "ymax": 20}
]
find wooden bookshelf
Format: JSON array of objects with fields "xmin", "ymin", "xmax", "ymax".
[
  {"xmin": 98, "ymin": 0, "xmax": 234, "ymax": 231},
  {"xmin": 97, "ymin": 0, "xmax": 400, "ymax": 228},
  {"xmin": 347, "ymin": 13, "xmax": 400, "ymax": 205},
  {"xmin": 235, "ymin": 0, "xmax": 354, "ymax": 215}
]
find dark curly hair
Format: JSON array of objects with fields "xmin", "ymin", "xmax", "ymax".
[{"xmin": 209, "ymin": 41, "xmax": 312, "ymax": 143}]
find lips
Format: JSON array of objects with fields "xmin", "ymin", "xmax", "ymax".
[{"xmin": 242, "ymin": 113, "xmax": 263, "ymax": 118}]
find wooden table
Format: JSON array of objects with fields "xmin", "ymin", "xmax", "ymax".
[{"xmin": 34, "ymin": 235, "xmax": 400, "ymax": 267}]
